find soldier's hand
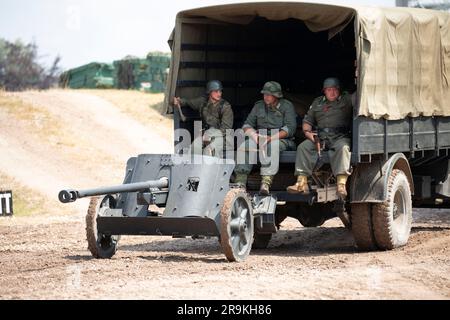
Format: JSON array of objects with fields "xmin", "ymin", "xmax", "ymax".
[
  {"xmin": 203, "ymin": 132, "xmax": 211, "ymax": 143},
  {"xmin": 250, "ymin": 132, "xmax": 259, "ymax": 144},
  {"xmin": 305, "ymin": 131, "xmax": 318, "ymax": 143},
  {"xmin": 173, "ymin": 97, "xmax": 181, "ymax": 106},
  {"xmin": 259, "ymin": 135, "xmax": 272, "ymax": 148}
]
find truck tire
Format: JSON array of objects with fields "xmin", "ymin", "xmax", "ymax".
[
  {"xmin": 351, "ymin": 203, "xmax": 378, "ymax": 250},
  {"xmin": 252, "ymin": 233, "xmax": 272, "ymax": 249},
  {"xmin": 372, "ymin": 169, "xmax": 412, "ymax": 250}
]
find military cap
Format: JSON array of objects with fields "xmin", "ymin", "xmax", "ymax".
[{"xmin": 261, "ymin": 81, "xmax": 283, "ymax": 98}]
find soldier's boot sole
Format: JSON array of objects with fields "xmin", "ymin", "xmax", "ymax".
[{"xmin": 287, "ymin": 183, "xmax": 310, "ymax": 195}]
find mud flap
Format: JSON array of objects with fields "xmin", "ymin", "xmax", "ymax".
[{"xmin": 252, "ymin": 195, "xmax": 277, "ymax": 233}]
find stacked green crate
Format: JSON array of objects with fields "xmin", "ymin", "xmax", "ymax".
[
  {"xmin": 94, "ymin": 63, "xmax": 115, "ymax": 88},
  {"xmin": 60, "ymin": 62, "xmax": 114, "ymax": 89},
  {"xmin": 134, "ymin": 59, "xmax": 152, "ymax": 91},
  {"xmin": 114, "ymin": 57, "xmax": 150, "ymax": 91},
  {"xmin": 113, "ymin": 55, "xmax": 170, "ymax": 93},
  {"xmin": 146, "ymin": 52, "xmax": 170, "ymax": 93}
]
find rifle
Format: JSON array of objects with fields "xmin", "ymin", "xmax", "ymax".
[{"xmin": 313, "ymin": 134, "xmax": 325, "ymax": 172}]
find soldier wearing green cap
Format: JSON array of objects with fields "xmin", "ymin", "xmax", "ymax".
[
  {"xmin": 234, "ymin": 81, "xmax": 297, "ymax": 195},
  {"xmin": 287, "ymin": 77, "xmax": 354, "ymax": 199},
  {"xmin": 173, "ymin": 80, "xmax": 234, "ymax": 157}
]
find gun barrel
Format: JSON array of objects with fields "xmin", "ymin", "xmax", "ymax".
[{"xmin": 59, "ymin": 178, "xmax": 169, "ymax": 204}]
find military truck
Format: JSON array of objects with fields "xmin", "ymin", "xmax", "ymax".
[
  {"xmin": 165, "ymin": 2, "xmax": 450, "ymax": 250},
  {"xmin": 59, "ymin": 2, "xmax": 449, "ymax": 262}
]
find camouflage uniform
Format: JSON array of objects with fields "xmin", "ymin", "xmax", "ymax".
[
  {"xmin": 180, "ymin": 96, "xmax": 234, "ymax": 157},
  {"xmin": 295, "ymin": 92, "xmax": 353, "ymax": 177},
  {"xmin": 235, "ymin": 98, "xmax": 297, "ymax": 177}
]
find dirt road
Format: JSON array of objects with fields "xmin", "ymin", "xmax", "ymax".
[
  {"xmin": 1, "ymin": 211, "xmax": 449, "ymax": 300},
  {"xmin": 0, "ymin": 90, "xmax": 449, "ymax": 300}
]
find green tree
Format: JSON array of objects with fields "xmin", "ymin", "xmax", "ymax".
[{"xmin": 0, "ymin": 38, "xmax": 61, "ymax": 91}]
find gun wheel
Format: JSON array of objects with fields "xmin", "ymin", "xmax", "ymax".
[
  {"xmin": 86, "ymin": 195, "xmax": 120, "ymax": 259},
  {"xmin": 220, "ymin": 189, "xmax": 254, "ymax": 262}
]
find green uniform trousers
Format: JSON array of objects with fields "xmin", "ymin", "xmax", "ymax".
[
  {"xmin": 235, "ymin": 138, "xmax": 296, "ymax": 176},
  {"xmin": 295, "ymin": 138, "xmax": 352, "ymax": 177}
]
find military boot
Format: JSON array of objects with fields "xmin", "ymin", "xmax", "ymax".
[
  {"xmin": 287, "ymin": 175, "xmax": 309, "ymax": 194},
  {"xmin": 234, "ymin": 173, "xmax": 248, "ymax": 188},
  {"xmin": 260, "ymin": 176, "xmax": 274, "ymax": 196},
  {"xmin": 336, "ymin": 175, "xmax": 348, "ymax": 199}
]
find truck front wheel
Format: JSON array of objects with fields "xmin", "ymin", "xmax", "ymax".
[{"xmin": 372, "ymin": 169, "xmax": 413, "ymax": 250}]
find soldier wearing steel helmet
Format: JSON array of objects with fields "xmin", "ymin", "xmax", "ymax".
[
  {"xmin": 287, "ymin": 77, "xmax": 354, "ymax": 199},
  {"xmin": 234, "ymin": 81, "xmax": 297, "ymax": 195},
  {"xmin": 173, "ymin": 80, "xmax": 234, "ymax": 157}
]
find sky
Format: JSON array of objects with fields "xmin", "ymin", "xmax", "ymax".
[{"xmin": 0, "ymin": 0, "xmax": 395, "ymax": 70}]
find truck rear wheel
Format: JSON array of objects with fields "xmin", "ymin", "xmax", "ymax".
[
  {"xmin": 86, "ymin": 196, "xmax": 120, "ymax": 259},
  {"xmin": 351, "ymin": 203, "xmax": 378, "ymax": 250},
  {"xmin": 372, "ymin": 169, "xmax": 412, "ymax": 250}
]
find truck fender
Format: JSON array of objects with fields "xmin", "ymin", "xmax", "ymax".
[{"xmin": 350, "ymin": 153, "xmax": 414, "ymax": 203}]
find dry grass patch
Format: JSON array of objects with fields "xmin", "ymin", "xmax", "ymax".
[
  {"xmin": 0, "ymin": 171, "xmax": 52, "ymax": 217},
  {"xmin": 78, "ymin": 89, "xmax": 173, "ymax": 137},
  {"xmin": 0, "ymin": 91, "xmax": 76, "ymax": 148}
]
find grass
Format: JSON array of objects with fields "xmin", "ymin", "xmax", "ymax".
[
  {"xmin": 0, "ymin": 90, "xmax": 42, "ymax": 121},
  {"xmin": 77, "ymin": 89, "xmax": 173, "ymax": 137},
  {"xmin": 79, "ymin": 88, "xmax": 166, "ymax": 112},
  {"xmin": 0, "ymin": 91, "xmax": 76, "ymax": 148},
  {"xmin": 0, "ymin": 172, "xmax": 47, "ymax": 217},
  {"xmin": 0, "ymin": 89, "xmax": 173, "ymax": 142}
]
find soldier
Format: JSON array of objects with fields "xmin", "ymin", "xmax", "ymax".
[
  {"xmin": 234, "ymin": 81, "xmax": 297, "ymax": 195},
  {"xmin": 173, "ymin": 80, "xmax": 234, "ymax": 157},
  {"xmin": 287, "ymin": 77, "xmax": 353, "ymax": 199}
]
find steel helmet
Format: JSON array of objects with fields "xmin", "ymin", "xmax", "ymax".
[
  {"xmin": 323, "ymin": 77, "xmax": 341, "ymax": 89},
  {"xmin": 206, "ymin": 80, "xmax": 223, "ymax": 94}
]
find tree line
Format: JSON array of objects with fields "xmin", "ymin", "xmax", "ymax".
[{"xmin": 0, "ymin": 38, "xmax": 61, "ymax": 91}]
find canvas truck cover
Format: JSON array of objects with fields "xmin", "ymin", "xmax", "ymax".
[{"xmin": 165, "ymin": 2, "xmax": 450, "ymax": 120}]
